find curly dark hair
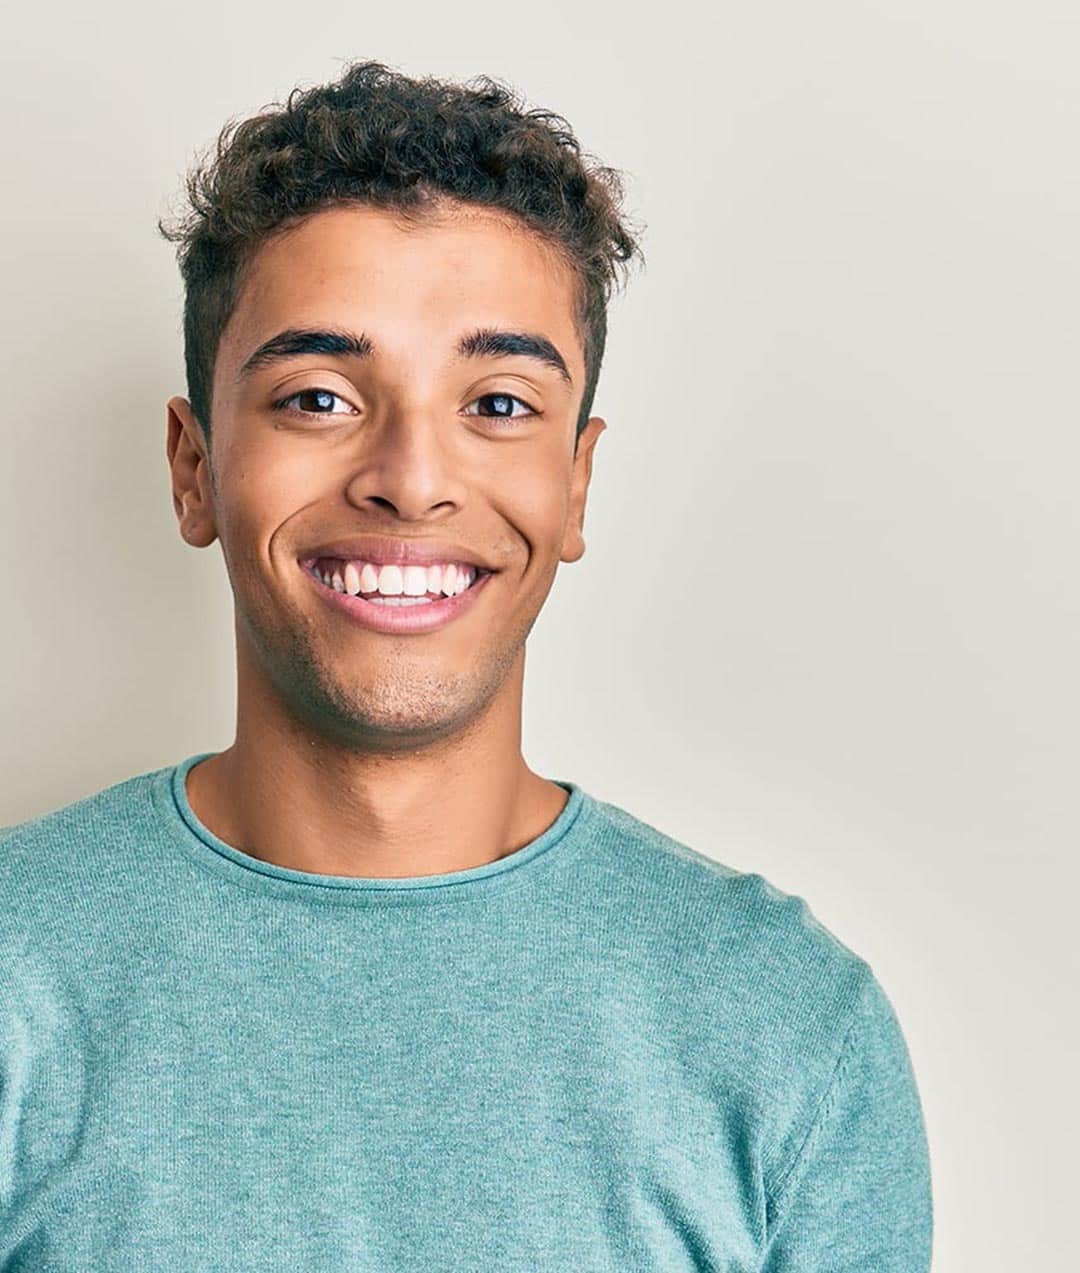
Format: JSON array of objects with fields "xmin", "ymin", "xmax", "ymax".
[{"xmin": 157, "ymin": 59, "xmax": 645, "ymax": 451}]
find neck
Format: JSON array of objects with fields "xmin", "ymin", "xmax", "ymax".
[{"xmin": 185, "ymin": 643, "xmax": 568, "ymax": 879}]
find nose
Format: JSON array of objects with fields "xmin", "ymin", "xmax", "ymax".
[{"xmin": 343, "ymin": 409, "xmax": 468, "ymax": 520}]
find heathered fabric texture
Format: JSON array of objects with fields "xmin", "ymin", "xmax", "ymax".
[{"xmin": 0, "ymin": 753, "xmax": 932, "ymax": 1271}]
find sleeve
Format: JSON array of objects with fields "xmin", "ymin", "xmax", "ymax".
[{"xmin": 760, "ymin": 967, "xmax": 934, "ymax": 1272}]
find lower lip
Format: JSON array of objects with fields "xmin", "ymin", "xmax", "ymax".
[{"xmin": 299, "ymin": 563, "xmax": 495, "ymax": 634}]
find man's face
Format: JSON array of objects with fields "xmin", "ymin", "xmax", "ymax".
[{"xmin": 166, "ymin": 202, "xmax": 605, "ymax": 751}]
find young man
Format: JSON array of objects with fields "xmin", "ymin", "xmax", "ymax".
[{"xmin": 0, "ymin": 61, "xmax": 932, "ymax": 1270}]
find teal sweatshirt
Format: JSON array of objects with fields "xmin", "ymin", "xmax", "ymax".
[{"xmin": 0, "ymin": 753, "xmax": 932, "ymax": 1271}]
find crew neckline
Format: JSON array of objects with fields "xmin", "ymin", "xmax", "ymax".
[{"xmin": 153, "ymin": 751, "xmax": 595, "ymax": 908}]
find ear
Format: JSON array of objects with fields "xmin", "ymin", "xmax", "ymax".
[
  {"xmin": 166, "ymin": 396, "xmax": 219, "ymax": 548},
  {"xmin": 560, "ymin": 416, "xmax": 607, "ymax": 564}
]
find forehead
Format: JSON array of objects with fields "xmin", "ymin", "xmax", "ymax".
[{"xmin": 220, "ymin": 202, "xmax": 583, "ymax": 379}]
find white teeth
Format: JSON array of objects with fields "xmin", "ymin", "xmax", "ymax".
[
  {"xmin": 314, "ymin": 558, "xmax": 479, "ymax": 598},
  {"xmin": 375, "ymin": 564, "xmax": 404, "ymax": 596},
  {"xmin": 443, "ymin": 564, "xmax": 474, "ymax": 596},
  {"xmin": 402, "ymin": 565, "xmax": 429, "ymax": 596}
]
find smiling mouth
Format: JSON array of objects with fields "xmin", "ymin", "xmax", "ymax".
[
  {"xmin": 297, "ymin": 557, "xmax": 496, "ymax": 637},
  {"xmin": 305, "ymin": 556, "xmax": 490, "ymax": 603}
]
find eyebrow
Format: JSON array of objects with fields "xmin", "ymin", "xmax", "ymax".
[{"xmin": 236, "ymin": 325, "xmax": 573, "ymax": 387}]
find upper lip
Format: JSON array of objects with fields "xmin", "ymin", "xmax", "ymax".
[{"xmin": 299, "ymin": 536, "xmax": 496, "ymax": 572}]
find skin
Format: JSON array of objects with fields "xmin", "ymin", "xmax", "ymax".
[{"xmin": 165, "ymin": 201, "xmax": 606, "ymax": 878}]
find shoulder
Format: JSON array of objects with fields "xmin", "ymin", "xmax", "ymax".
[
  {"xmin": 580, "ymin": 794, "xmax": 925, "ymax": 1199},
  {"xmin": 0, "ymin": 763, "xmax": 170, "ymax": 934},
  {"xmin": 581, "ymin": 788, "xmax": 870, "ymax": 983},
  {"xmin": 578, "ymin": 788, "xmax": 882, "ymax": 1085}
]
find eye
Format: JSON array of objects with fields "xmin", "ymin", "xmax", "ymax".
[
  {"xmin": 271, "ymin": 388, "xmax": 539, "ymax": 425},
  {"xmin": 463, "ymin": 392, "xmax": 538, "ymax": 425},
  {"xmin": 272, "ymin": 388, "xmax": 357, "ymax": 419}
]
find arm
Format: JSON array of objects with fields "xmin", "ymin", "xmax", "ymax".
[{"xmin": 760, "ymin": 968, "xmax": 933, "ymax": 1271}]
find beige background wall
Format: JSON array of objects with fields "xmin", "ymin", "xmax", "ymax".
[{"xmin": 2, "ymin": 3, "xmax": 1076, "ymax": 1267}]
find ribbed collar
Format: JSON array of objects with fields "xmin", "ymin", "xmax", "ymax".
[{"xmin": 153, "ymin": 751, "xmax": 595, "ymax": 909}]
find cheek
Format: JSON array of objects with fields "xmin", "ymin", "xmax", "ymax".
[
  {"xmin": 213, "ymin": 458, "xmax": 302, "ymax": 586},
  {"xmin": 222, "ymin": 440, "xmax": 325, "ymax": 529},
  {"xmin": 254, "ymin": 446, "xmax": 330, "ymax": 507},
  {"xmin": 486, "ymin": 452, "xmax": 571, "ymax": 553}
]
